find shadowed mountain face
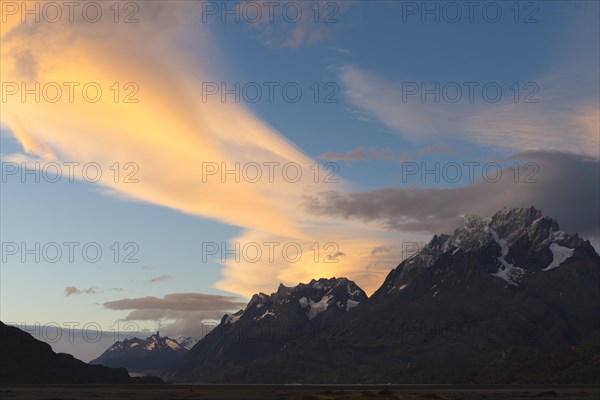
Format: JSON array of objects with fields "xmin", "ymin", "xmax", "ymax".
[
  {"xmin": 0, "ymin": 322, "xmax": 163, "ymax": 384},
  {"xmin": 90, "ymin": 332, "xmax": 194, "ymax": 377},
  {"xmin": 169, "ymin": 277, "xmax": 367, "ymax": 382},
  {"xmin": 169, "ymin": 207, "xmax": 600, "ymax": 383}
]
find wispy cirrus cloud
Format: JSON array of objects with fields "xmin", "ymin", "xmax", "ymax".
[
  {"xmin": 0, "ymin": 2, "xmax": 404, "ymax": 298},
  {"xmin": 369, "ymin": 148, "xmax": 395, "ymax": 161},
  {"xmin": 339, "ymin": 6, "xmax": 599, "ymax": 159},
  {"xmin": 318, "ymin": 147, "xmax": 397, "ymax": 162},
  {"xmin": 147, "ymin": 273, "xmax": 173, "ymax": 284},
  {"xmin": 319, "ymin": 147, "xmax": 365, "ymax": 161},
  {"xmin": 64, "ymin": 286, "xmax": 125, "ymax": 296},
  {"xmin": 398, "ymin": 145, "xmax": 453, "ymax": 163},
  {"xmin": 330, "ymin": 46, "xmax": 351, "ymax": 54},
  {"xmin": 245, "ymin": 1, "xmax": 351, "ymax": 49},
  {"xmin": 340, "ymin": 64, "xmax": 599, "ymax": 158}
]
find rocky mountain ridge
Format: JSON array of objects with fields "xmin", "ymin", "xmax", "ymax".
[{"xmin": 169, "ymin": 207, "xmax": 599, "ymax": 383}]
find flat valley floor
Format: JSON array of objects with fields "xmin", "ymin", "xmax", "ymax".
[{"xmin": 1, "ymin": 385, "xmax": 599, "ymax": 400}]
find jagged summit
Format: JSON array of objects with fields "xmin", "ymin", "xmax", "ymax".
[
  {"xmin": 448, "ymin": 207, "xmax": 562, "ymax": 251},
  {"xmin": 381, "ymin": 207, "xmax": 596, "ymax": 292},
  {"xmin": 175, "ymin": 336, "xmax": 199, "ymax": 351},
  {"xmin": 171, "ymin": 277, "xmax": 368, "ymax": 382},
  {"xmin": 92, "ymin": 333, "xmax": 189, "ymax": 358},
  {"xmin": 223, "ymin": 277, "xmax": 367, "ymax": 325},
  {"xmin": 90, "ymin": 332, "xmax": 194, "ymax": 377},
  {"xmin": 276, "ymin": 282, "xmax": 293, "ymax": 297}
]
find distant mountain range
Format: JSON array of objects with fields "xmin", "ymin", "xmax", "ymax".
[
  {"xmin": 168, "ymin": 207, "xmax": 599, "ymax": 383},
  {"xmin": 0, "ymin": 322, "xmax": 162, "ymax": 384},
  {"xmin": 4, "ymin": 207, "xmax": 599, "ymax": 384},
  {"xmin": 175, "ymin": 335, "xmax": 199, "ymax": 350},
  {"xmin": 90, "ymin": 332, "xmax": 196, "ymax": 377}
]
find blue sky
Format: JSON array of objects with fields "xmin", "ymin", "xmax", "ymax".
[{"xmin": 1, "ymin": 1, "xmax": 598, "ymax": 357}]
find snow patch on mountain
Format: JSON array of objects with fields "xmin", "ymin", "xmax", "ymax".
[
  {"xmin": 256, "ymin": 310, "xmax": 275, "ymax": 320},
  {"xmin": 347, "ymin": 285, "xmax": 361, "ymax": 297},
  {"xmin": 307, "ymin": 295, "xmax": 333, "ymax": 320},
  {"xmin": 175, "ymin": 336, "xmax": 198, "ymax": 350},
  {"xmin": 311, "ymin": 281, "xmax": 325, "ymax": 290},
  {"xmin": 225, "ymin": 312, "xmax": 243, "ymax": 324},
  {"xmin": 550, "ymin": 230, "xmax": 568, "ymax": 241},
  {"xmin": 299, "ymin": 295, "xmax": 333, "ymax": 318},
  {"xmin": 346, "ymin": 299, "xmax": 360, "ymax": 310},
  {"xmin": 298, "ymin": 297, "xmax": 309, "ymax": 308},
  {"xmin": 488, "ymin": 227, "xmax": 524, "ymax": 285},
  {"xmin": 543, "ymin": 243, "xmax": 574, "ymax": 271}
]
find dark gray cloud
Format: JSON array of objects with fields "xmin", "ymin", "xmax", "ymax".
[
  {"xmin": 104, "ymin": 293, "xmax": 245, "ymax": 313},
  {"xmin": 304, "ymin": 151, "xmax": 599, "ymax": 243},
  {"xmin": 104, "ymin": 293, "xmax": 247, "ymax": 337}
]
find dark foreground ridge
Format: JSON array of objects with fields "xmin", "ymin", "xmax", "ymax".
[{"xmin": 0, "ymin": 322, "xmax": 163, "ymax": 384}]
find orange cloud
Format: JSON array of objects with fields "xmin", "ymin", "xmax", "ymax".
[{"xmin": 1, "ymin": 2, "xmax": 404, "ymax": 297}]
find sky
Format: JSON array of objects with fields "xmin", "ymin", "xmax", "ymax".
[{"xmin": 0, "ymin": 0, "xmax": 599, "ymax": 360}]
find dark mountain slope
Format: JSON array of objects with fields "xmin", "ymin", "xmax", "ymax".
[
  {"xmin": 169, "ymin": 277, "xmax": 367, "ymax": 382},
  {"xmin": 173, "ymin": 207, "xmax": 599, "ymax": 383},
  {"xmin": 0, "ymin": 322, "xmax": 163, "ymax": 384}
]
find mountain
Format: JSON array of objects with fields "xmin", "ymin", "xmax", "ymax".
[
  {"xmin": 175, "ymin": 336, "xmax": 198, "ymax": 350},
  {"xmin": 90, "ymin": 332, "xmax": 190, "ymax": 377},
  {"xmin": 169, "ymin": 277, "xmax": 367, "ymax": 382},
  {"xmin": 330, "ymin": 206, "xmax": 600, "ymax": 383},
  {"xmin": 169, "ymin": 207, "xmax": 599, "ymax": 383},
  {"xmin": 0, "ymin": 322, "xmax": 163, "ymax": 384}
]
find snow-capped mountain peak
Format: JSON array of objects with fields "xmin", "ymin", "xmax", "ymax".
[
  {"xmin": 223, "ymin": 309, "xmax": 244, "ymax": 324},
  {"xmin": 169, "ymin": 277, "xmax": 369, "ymax": 382},
  {"xmin": 90, "ymin": 331, "xmax": 193, "ymax": 376},
  {"xmin": 221, "ymin": 277, "xmax": 367, "ymax": 328},
  {"xmin": 93, "ymin": 331, "xmax": 188, "ymax": 359},
  {"xmin": 175, "ymin": 336, "xmax": 199, "ymax": 350},
  {"xmin": 382, "ymin": 207, "xmax": 596, "ymax": 292}
]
